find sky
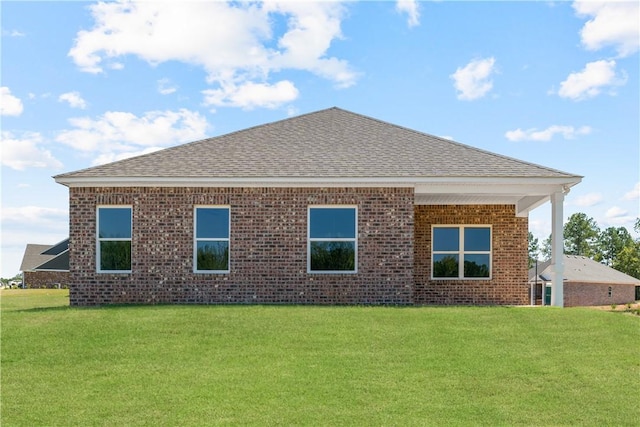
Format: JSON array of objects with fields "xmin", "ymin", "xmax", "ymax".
[{"xmin": 1, "ymin": 0, "xmax": 639, "ymax": 278}]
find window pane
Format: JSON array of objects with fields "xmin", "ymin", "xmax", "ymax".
[
  {"xmin": 464, "ymin": 254, "xmax": 490, "ymax": 278},
  {"xmin": 100, "ymin": 241, "xmax": 131, "ymax": 271},
  {"xmin": 310, "ymin": 208, "xmax": 355, "ymax": 238},
  {"xmin": 196, "ymin": 241, "xmax": 229, "ymax": 271},
  {"xmin": 464, "ymin": 227, "xmax": 491, "ymax": 251},
  {"xmin": 433, "ymin": 227, "xmax": 459, "ymax": 251},
  {"xmin": 433, "ymin": 254, "xmax": 459, "ymax": 278},
  {"xmin": 196, "ymin": 208, "xmax": 229, "ymax": 239},
  {"xmin": 99, "ymin": 208, "xmax": 131, "ymax": 238},
  {"xmin": 310, "ymin": 241, "xmax": 355, "ymax": 271}
]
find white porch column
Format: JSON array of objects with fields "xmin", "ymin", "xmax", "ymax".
[{"xmin": 550, "ymin": 191, "xmax": 565, "ymax": 307}]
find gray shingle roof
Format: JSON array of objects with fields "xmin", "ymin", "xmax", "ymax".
[
  {"xmin": 20, "ymin": 242, "xmax": 70, "ymax": 272},
  {"xmin": 55, "ymin": 107, "xmax": 579, "ymax": 181},
  {"xmin": 530, "ymin": 255, "xmax": 640, "ymax": 285}
]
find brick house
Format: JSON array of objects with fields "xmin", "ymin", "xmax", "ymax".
[
  {"xmin": 529, "ymin": 255, "xmax": 639, "ymax": 306},
  {"xmin": 20, "ymin": 239, "xmax": 70, "ymax": 288},
  {"xmin": 54, "ymin": 107, "xmax": 581, "ymax": 306}
]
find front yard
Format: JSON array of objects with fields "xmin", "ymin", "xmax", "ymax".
[{"xmin": 1, "ymin": 289, "xmax": 638, "ymax": 426}]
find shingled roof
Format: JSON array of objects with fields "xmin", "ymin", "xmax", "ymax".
[
  {"xmin": 55, "ymin": 107, "xmax": 579, "ymax": 182},
  {"xmin": 530, "ymin": 255, "xmax": 640, "ymax": 285}
]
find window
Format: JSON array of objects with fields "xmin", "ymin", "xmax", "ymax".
[
  {"xmin": 97, "ymin": 206, "xmax": 132, "ymax": 272},
  {"xmin": 194, "ymin": 206, "xmax": 230, "ymax": 273},
  {"xmin": 432, "ymin": 225, "xmax": 491, "ymax": 279},
  {"xmin": 308, "ymin": 206, "xmax": 357, "ymax": 273}
]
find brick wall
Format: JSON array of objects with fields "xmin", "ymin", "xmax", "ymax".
[
  {"xmin": 414, "ymin": 205, "xmax": 529, "ymax": 305},
  {"xmin": 564, "ymin": 282, "xmax": 637, "ymax": 307},
  {"xmin": 23, "ymin": 271, "xmax": 70, "ymax": 289},
  {"xmin": 68, "ymin": 187, "xmax": 414, "ymax": 306}
]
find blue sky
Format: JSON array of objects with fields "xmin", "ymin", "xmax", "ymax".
[{"xmin": 1, "ymin": 0, "xmax": 638, "ymax": 277}]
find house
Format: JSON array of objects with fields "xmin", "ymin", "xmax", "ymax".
[
  {"xmin": 54, "ymin": 107, "xmax": 581, "ymax": 306},
  {"xmin": 529, "ymin": 255, "xmax": 639, "ymax": 307},
  {"xmin": 19, "ymin": 239, "xmax": 70, "ymax": 288}
]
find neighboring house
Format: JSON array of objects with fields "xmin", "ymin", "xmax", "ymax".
[
  {"xmin": 54, "ymin": 107, "xmax": 581, "ymax": 306},
  {"xmin": 19, "ymin": 239, "xmax": 70, "ymax": 289},
  {"xmin": 529, "ymin": 255, "xmax": 639, "ymax": 307}
]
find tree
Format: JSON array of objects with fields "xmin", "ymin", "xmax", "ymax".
[
  {"xmin": 596, "ymin": 226, "xmax": 633, "ymax": 266},
  {"xmin": 541, "ymin": 235, "xmax": 552, "ymax": 261},
  {"xmin": 528, "ymin": 232, "xmax": 540, "ymax": 267},
  {"xmin": 563, "ymin": 213, "xmax": 600, "ymax": 257},
  {"xmin": 613, "ymin": 241, "xmax": 640, "ymax": 279}
]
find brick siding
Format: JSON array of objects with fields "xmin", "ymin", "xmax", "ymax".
[
  {"xmin": 69, "ymin": 187, "xmax": 414, "ymax": 306},
  {"xmin": 564, "ymin": 282, "xmax": 636, "ymax": 307},
  {"xmin": 414, "ymin": 205, "xmax": 529, "ymax": 305},
  {"xmin": 23, "ymin": 271, "xmax": 70, "ymax": 289}
]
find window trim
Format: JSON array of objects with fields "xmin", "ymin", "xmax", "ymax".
[
  {"xmin": 193, "ymin": 205, "xmax": 231, "ymax": 274},
  {"xmin": 96, "ymin": 205, "xmax": 132, "ymax": 274},
  {"xmin": 307, "ymin": 205, "xmax": 358, "ymax": 274},
  {"xmin": 431, "ymin": 225, "xmax": 492, "ymax": 280}
]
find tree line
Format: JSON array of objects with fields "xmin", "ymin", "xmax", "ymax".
[{"xmin": 529, "ymin": 214, "xmax": 640, "ymax": 279}]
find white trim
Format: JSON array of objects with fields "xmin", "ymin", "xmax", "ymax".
[
  {"xmin": 431, "ymin": 225, "xmax": 492, "ymax": 280},
  {"xmin": 193, "ymin": 205, "xmax": 231, "ymax": 274},
  {"xmin": 96, "ymin": 205, "xmax": 132, "ymax": 274},
  {"xmin": 307, "ymin": 205, "xmax": 358, "ymax": 274},
  {"xmin": 55, "ymin": 175, "xmax": 582, "ymax": 188}
]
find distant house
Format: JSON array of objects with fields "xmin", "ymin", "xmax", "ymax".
[
  {"xmin": 54, "ymin": 107, "xmax": 581, "ymax": 306},
  {"xmin": 19, "ymin": 239, "xmax": 70, "ymax": 289},
  {"xmin": 529, "ymin": 255, "xmax": 639, "ymax": 306}
]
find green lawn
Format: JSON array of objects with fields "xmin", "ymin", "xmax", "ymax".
[{"xmin": 1, "ymin": 290, "xmax": 638, "ymax": 426}]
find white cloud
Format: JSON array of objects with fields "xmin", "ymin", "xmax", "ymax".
[
  {"xmin": 2, "ymin": 29, "xmax": 26, "ymax": 37},
  {"xmin": 622, "ymin": 182, "xmax": 640, "ymax": 201},
  {"xmin": 68, "ymin": 1, "xmax": 357, "ymax": 107},
  {"xmin": 58, "ymin": 91, "xmax": 87, "ymax": 109},
  {"xmin": 56, "ymin": 109, "xmax": 210, "ymax": 159},
  {"xmin": 450, "ymin": 57, "xmax": 496, "ymax": 101},
  {"xmin": 574, "ymin": 1, "xmax": 639, "ymax": 58},
  {"xmin": 1, "ymin": 87, "xmax": 24, "ymax": 116},
  {"xmin": 557, "ymin": 59, "xmax": 627, "ymax": 100},
  {"xmin": 505, "ymin": 125, "xmax": 591, "ymax": 142},
  {"xmin": 1, "ymin": 205, "xmax": 68, "ymax": 225},
  {"xmin": 396, "ymin": 0, "xmax": 420, "ymax": 28},
  {"xmin": 157, "ymin": 78, "xmax": 177, "ymax": 95},
  {"xmin": 202, "ymin": 80, "xmax": 299, "ymax": 110},
  {"xmin": 1, "ymin": 131, "xmax": 64, "ymax": 171},
  {"xmin": 572, "ymin": 192, "xmax": 604, "ymax": 207},
  {"xmin": 604, "ymin": 206, "xmax": 636, "ymax": 227}
]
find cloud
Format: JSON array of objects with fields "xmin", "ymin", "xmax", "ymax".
[
  {"xmin": 1, "ymin": 205, "xmax": 68, "ymax": 225},
  {"xmin": 157, "ymin": 78, "xmax": 178, "ymax": 95},
  {"xmin": 604, "ymin": 206, "xmax": 636, "ymax": 227},
  {"xmin": 202, "ymin": 80, "xmax": 299, "ymax": 110},
  {"xmin": 58, "ymin": 91, "xmax": 88, "ymax": 109},
  {"xmin": 450, "ymin": 57, "xmax": 496, "ymax": 101},
  {"xmin": 574, "ymin": 0, "xmax": 639, "ymax": 58},
  {"xmin": 56, "ymin": 108, "xmax": 210, "ymax": 160},
  {"xmin": 505, "ymin": 125, "xmax": 591, "ymax": 142},
  {"xmin": 1, "ymin": 131, "xmax": 64, "ymax": 171},
  {"xmin": 396, "ymin": 0, "xmax": 420, "ymax": 27},
  {"xmin": 2, "ymin": 29, "xmax": 25, "ymax": 37},
  {"xmin": 572, "ymin": 192, "xmax": 603, "ymax": 207},
  {"xmin": 622, "ymin": 182, "xmax": 640, "ymax": 201},
  {"xmin": 68, "ymin": 1, "xmax": 357, "ymax": 107},
  {"xmin": 1, "ymin": 87, "xmax": 24, "ymax": 116},
  {"xmin": 557, "ymin": 59, "xmax": 627, "ymax": 100}
]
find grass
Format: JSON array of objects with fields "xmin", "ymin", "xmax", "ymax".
[{"xmin": 1, "ymin": 290, "xmax": 639, "ymax": 426}]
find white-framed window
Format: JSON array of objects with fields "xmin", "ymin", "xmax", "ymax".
[
  {"xmin": 97, "ymin": 206, "xmax": 132, "ymax": 273},
  {"xmin": 308, "ymin": 206, "xmax": 357, "ymax": 273},
  {"xmin": 432, "ymin": 225, "xmax": 492, "ymax": 279},
  {"xmin": 194, "ymin": 206, "xmax": 230, "ymax": 273}
]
